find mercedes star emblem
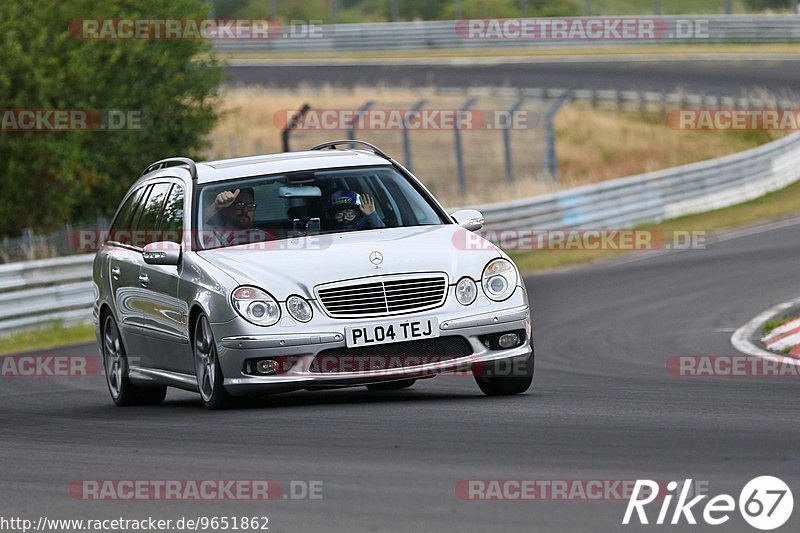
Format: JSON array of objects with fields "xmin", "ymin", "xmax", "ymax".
[{"xmin": 369, "ymin": 251, "xmax": 383, "ymax": 266}]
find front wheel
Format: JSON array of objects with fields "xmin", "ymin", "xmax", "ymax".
[
  {"xmin": 473, "ymin": 349, "xmax": 534, "ymax": 396},
  {"xmin": 102, "ymin": 314, "xmax": 166, "ymax": 406},
  {"xmin": 193, "ymin": 313, "xmax": 236, "ymax": 410}
]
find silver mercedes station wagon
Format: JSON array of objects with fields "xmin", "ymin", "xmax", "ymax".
[{"xmin": 93, "ymin": 141, "xmax": 533, "ymax": 409}]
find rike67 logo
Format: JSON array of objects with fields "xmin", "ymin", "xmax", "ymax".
[{"xmin": 623, "ymin": 476, "xmax": 793, "ymax": 530}]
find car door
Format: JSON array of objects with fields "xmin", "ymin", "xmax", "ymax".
[
  {"xmin": 107, "ymin": 184, "xmax": 151, "ymax": 367},
  {"xmin": 137, "ymin": 181, "xmax": 193, "ymax": 373}
]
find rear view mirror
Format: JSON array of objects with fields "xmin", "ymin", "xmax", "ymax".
[
  {"xmin": 278, "ymin": 185, "xmax": 322, "ymax": 198},
  {"xmin": 142, "ymin": 241, "xmax": 181, "ymax": 266}
]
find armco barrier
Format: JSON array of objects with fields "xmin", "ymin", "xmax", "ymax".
[
  {"xmin": 214, "ymin": 16, "xmax": 800, "ymax": 54},
  {"xmin": 1, "ymin": 131, "xmax": 799, "ymax": 336}
]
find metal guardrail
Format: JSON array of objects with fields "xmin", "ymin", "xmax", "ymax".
[
  {"xmin": 0, "ymin": 255, "xmax": 95, "ymax": 335},
  {"xmin": 215, "ymin": 16, "xmax": 800, "ymax": 54},
  {"xmin": 469, "ymin": 131, "xmax": 800, "ymax": 231},
  {"xmin": 2, "ymin": 132, "xmax": 800, "ymax": 337}
]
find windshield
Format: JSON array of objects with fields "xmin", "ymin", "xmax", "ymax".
[{"xmin": 196, "ymin": 165, "xmax": 447, "ymax": 249}]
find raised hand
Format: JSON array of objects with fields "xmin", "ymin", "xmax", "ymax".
[
  {"xmin": 359, "ymin": 193, "xmax": 376, "ymax": 216},
  {"xmin": 214, "ymin": 188, "xmax": 240, "ymax": 209}
]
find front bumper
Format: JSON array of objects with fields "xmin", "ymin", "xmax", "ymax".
[{"xmin": 213, "ymin": 291, "xmax": 531, "ymax": 396}]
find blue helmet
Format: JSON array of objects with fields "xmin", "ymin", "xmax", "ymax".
[{"xmin": 326, "ymin": 190, "xmax": 359, "ymax": 213}]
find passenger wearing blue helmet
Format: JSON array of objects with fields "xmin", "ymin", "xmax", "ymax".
[{"xmin": 325, "ymin": 190, "xmax": 386, "ymax": 231}]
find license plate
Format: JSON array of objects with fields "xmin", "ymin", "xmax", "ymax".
[{"xmin": 345, "ymin": 318, "xmax": 439, "ymax": 348}]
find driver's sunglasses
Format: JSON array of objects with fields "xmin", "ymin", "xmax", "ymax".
[{"xmin": 232, "ymin": 201, "xmax": 257, "ymax": 211}]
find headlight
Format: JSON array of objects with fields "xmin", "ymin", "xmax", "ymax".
[
  {"xmin": 481, "ymin": 258, "xmax": 517, "ymax": 301},
  {"xmin": 455, "ymin": 277, "xmax": 477, "ymax": 306},
  {"xmin": 286, "ymin": 295, "xmax": 313, "ymax": 322},
  {"xmin": 232, "ymin": 286, "xmax": 281, "ymax": 326}
]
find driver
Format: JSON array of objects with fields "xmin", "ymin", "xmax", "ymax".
[
  {"xmin": 202, "ymin": 187, "xmax": 271, "ymax": 247},
  {"xmin": 325, "ymin": 190, "xmax": 385, "ymax": 231}
]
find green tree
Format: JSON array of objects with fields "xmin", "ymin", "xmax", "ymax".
[{"xmin": 0, "ymin": 0, "xmax": 224, "ymax": 236}]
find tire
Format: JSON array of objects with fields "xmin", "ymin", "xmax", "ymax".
[
  {"xmin": 366, "ymin": 379, "xmax": 416, "ymax": 391},
  {"xmin": 193, "ymin": 313, "xmax": 236, "ymax": 410},
  {"xmin": 473, "ymin": 349, "xmax": 534, "ymax": 396},
  {"xmin": 102, "ymin": 314, "xmax": 167, "ymax": 406}
]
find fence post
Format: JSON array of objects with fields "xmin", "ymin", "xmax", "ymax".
[
  {"xmin": 503, "ymin": 97, "xmax": 526, "ymax": 185},
  {"xmin": 543, "ymin": 92, "xmax": 573, "ymax": 185},
  {"xmin": 653, "ymin": 0, "xmax": 661, "ymax": 15},
  {"xmin": 347, "ymin": 100, "xmax": 375, "ymax": 143},
  {"xmin": 584, "ymin": 0, "xmax": 592, "ymax": 16},
  {"xmin": 21, "ymin": 227, "xmax": 34, "ymax": 261},
  {"xmin": 724, "ymin": 0, "xmax": 732, "ymax": 14},
  {"xmin": 454, "ymin": 97, "xmax": 477, "ymax": 200},
  {"xmin": 403, "ymin": 99, "xmax": 427, "ymax": 173},
  {"xmin": 281, "ymin": 103, "xmax": 311, "ymax": 152}
]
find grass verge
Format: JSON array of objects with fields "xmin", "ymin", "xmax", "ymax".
[
  {"xmin": 763, "ymin": 315, "xmax": 800, "ymax": 337},
  {"xmin": 511, "ymin": 178, "xmax": 800, "ymax": 272},
  {"xmin": 0, "ymin": 323, "xmax": 96, "ymax": 356}
]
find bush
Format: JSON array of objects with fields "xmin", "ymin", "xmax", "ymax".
[{"xmin": 0, "ymin": 0, "xmax": 223, "ymax": 236}]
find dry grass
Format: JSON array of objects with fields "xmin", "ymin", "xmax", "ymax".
[
  {"xmin": 555, "ymin": 103, "xmax": 784, "ymax": 187},
  {"xmin": 207, "ymin": 87, "xmax": 782, "ymax": 207}
]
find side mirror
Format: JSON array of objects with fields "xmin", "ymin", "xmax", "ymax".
[
  {"xmin": 142, "ymin": 241, "xmax": 181, "ymax": 266},
  {"xmin": 451, "ymin": 209, "xmax": 484, "ymax": 231}
]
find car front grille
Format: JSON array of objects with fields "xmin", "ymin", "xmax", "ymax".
[
  {"xmin": 309, "ymin": 336, "xmax": 473, "ymax": 373},
  {"xmin": 316, "ymin": 274, "xmax": 448, "ymax": 318}
]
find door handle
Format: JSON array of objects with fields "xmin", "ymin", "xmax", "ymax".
[
  {"xmin": 111, "ymin": 267, "xmax": 120, "ymax": 280},
  {"xmin": 138, "ymin": 274, "xmax": 149, "ymax": 287}
]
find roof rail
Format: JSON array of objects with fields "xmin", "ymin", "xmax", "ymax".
[
  {"xmin": 141, "ymin": 157, "xmax": 198, "ymax": 180},
  {"xmin": 309, "ymin": 140, "xmax": 391, "ymax": 160}
]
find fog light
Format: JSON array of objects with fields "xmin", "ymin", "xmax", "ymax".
[
  {"xmin": 255, "ymin": 359, "xmax": 278, "ymax": 375},
  {"xmin": 498, "ymin": 333, "xmax": 520, "ymax": 349}
]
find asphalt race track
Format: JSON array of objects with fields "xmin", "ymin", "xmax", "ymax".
[
  {"xmin": 226, "ymin": 58, "xmax": 800, "ymax": 97},
  {"xmin": 1, "ymin": 220, "xmax": 798, "ymax": 532}
]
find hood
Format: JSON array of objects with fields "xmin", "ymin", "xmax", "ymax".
[{"xmin": 196, "ymin": 225, "xmax": 504, "ymax": 300}]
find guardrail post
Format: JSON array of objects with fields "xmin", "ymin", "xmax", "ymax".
[
  {"xmin": 281, "ymin": 103, "xmax": 311, "ymax": 152},
  {"xmin": 543, "ymin": 92, "xmax": 573, "ymax": 185},
  {"xmin": 21, "ymin": 227, "xmax": 34, "ymax": 261},
  {"xmin": 403, "ymin": 99, "xmax": 427, "ymax": 173},
  {"xmin": 653, "ymin": 0, "xmax": 661, "ymax": 15},
  {"xmin": 724, "ymin": 0, "xmax": 732, "ymax": 14},
  {"xmin": 584, "ymin": 0, "xmax": 592, "ymax": 16},
  {"xmin": 454, "ymin": 97, "xmax": 477, "ymax": 200},
  {"xmin": 503, "ymin": 97, "xmax": 526, "ymax": 185},
  {"xmin": 347, "ymin": 100, "xmax": 375, "ymax": 144}
]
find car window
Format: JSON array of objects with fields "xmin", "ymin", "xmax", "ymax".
[
  {"xmin": 159, "ymin": 184, "xmax": 184, "ymax": 244},
  {"xmin": 108, "ymin": 186, "xmax": 144, "ymax": 245},
  {"xmin": 197, "ymin": 166, "xmax": 445, "ymax": 249},
  {"xmin": 135, "ymin": 182, "xmax": 172, "ymax": 247}
]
